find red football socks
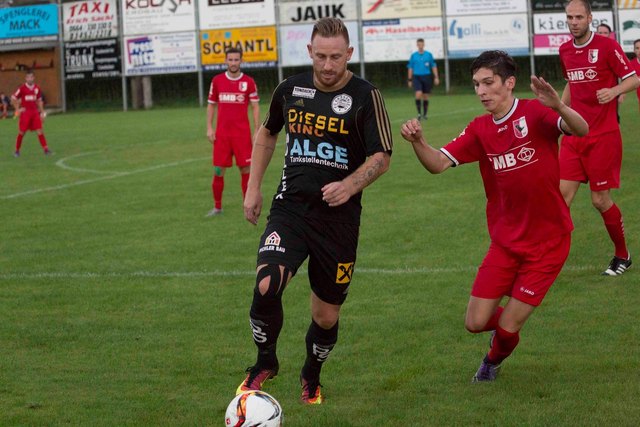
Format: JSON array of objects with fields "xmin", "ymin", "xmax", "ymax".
[
  {"xmin": 601, "ymin": 204, "xmax": 629, "ymax": 259},
  {"xmin": 212, "ymin": 175, "xmax": 224, "ymax": 210}
]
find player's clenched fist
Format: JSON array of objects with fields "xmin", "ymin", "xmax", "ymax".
[{"xmin": 400, "ymin": 118, "xmax": 424, "ymax": 144}]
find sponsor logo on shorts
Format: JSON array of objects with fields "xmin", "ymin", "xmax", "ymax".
[
  {"xmin": 520, "ymin": 286, "xmax": 535, "ymax": 296},
  {"xmin": 293, "ymin": 86, "xmax": 316, "ymax": 99},
  {"xmin": 596, "ymin": 180, "xmax": 608, "ymax": 186},
  {"xmin": 336, "ymin": 262, "xmax": 354, "ymax": 284},
  {"xmin": 259, "ymin": 231, "xmax": 286, "ymax": 254}
]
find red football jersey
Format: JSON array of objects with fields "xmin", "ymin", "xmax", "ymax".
[
  {"xmin": 208, "ymin": 72, "xmax": 259, "ymax": 137},
  {"xmin": 559, "ymin": 33, "xmax": 636, "ymax": 135},
  {"xmin": 441, "ymin": 99, "xmax": 573, "ymax": 248},
  {"xmin": 630, "ymin": 57, "xmax": 640, "ymax": 102},
  {"xmin": 12, "ymin": 83, "xmax": 43, "ymax": 112}
]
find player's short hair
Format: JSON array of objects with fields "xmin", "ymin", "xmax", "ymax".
[
  {"xmin": 25, "ymin": 69, "xmax": 34, "ymax": 75},
  {"xmin": 567, "ymin": 0, "xmax": 592, "ymax": 14},
  {"xmin": 417, "ymin": 38, "xmax": 424, "ymax": 43},
  {"xmin": 597, "ymin": 23, "xmax": 612, "ymax": 33},
  {"xmin": 470, "ymin": 50, "xmax": 517, "ymax": 82},
  {"xmin": 225, "ymin": 47, "xmax": 243, "ymax": 58},
  {"xmin": 311, "ymin": 17, "xmax": 349, "ymax": 45},
  {"xmin": 634, "ymin": 38, "xmax": 640, "ymax": 47}
]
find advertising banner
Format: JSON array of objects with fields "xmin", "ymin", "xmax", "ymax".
[
  {"xmin": 0, "ymin": 4, "xmax": 59, "ymax": 46},
  {"xmin": 63, "ymin": 0, "xmax": 118, "ymax": 41},
  {"xmin": 532, "ymin": 0, "xmax": 613, "ymax": 10},
  {"xmin": 201, "ymin": 26, "xmax": 277, "ymax": 70},
  {"xmin": 362, "ymin": 17, "xmax": 443, "ymax": 62},
  {"xmin": 65, "ymin": 38, "xmax": 121, "ymax": 79},
  {"xmin": 279, "ymin": 21, "xmax": 359, "ymax": 67},
  {"xmin": 360, "ymin": 0, "xmax": 441, "ymax": 19},
  {"xmin": 533, "ymin": 11, "xmax": 614, "ymax": 55},
  {"xmin": 278, "ymin": 1, "xmax": 357, "ymax": 24},
  {"xmin": 445, "ymin": 0, "xmax": 526, "ymax": 16},
  {"xmin": 447, "ymin": 14, "xmax": 529, "ymax": 58},
  {"xmin": 199, "ymin": 0, "xmax": 276, "ymax": 30},
  {"xmin": 122, "ymin": 0, "xmax": 196, "ymax": 36},
  {"xmin": 619, "ymin": 0, "xmax": 640, "ymax": 8},
  {"xmin": 619, "ymin": 9, "xmax": 640, "ymax": 51},
  {"xmin": 124, "ymin": 32, "xmax": 198, "ymax": 75}
]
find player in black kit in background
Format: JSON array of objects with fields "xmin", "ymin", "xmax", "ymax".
[{"xmin": 237, "ymin": 17, "xmax": 393, "ymax": 404}]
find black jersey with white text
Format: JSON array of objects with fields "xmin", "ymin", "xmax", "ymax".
[{"xmin": 263, "ymin": 71, "xmax": 393, "ymax": 224}]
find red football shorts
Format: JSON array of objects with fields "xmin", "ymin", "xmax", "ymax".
[
  {"xmin": 560, "ymin": 130, "xmax": 622, "ymax": 191},
  {"xmin": 471, "ymin": 233, "xmax": 571, "ymax": 307},
  {"xmin": 19, "ymin": 110, "xmax": 43, "ymax": 132},
  {"xmin": 212, "ymin": 134, "xmax": 252, "ymax": 168}
]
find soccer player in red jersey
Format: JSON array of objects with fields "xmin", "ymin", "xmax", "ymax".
[
  {"xmin": 559, "ymin": 0, "xmax": 640, "ymax": 275},
  {"xmin": 631, "ymin": 39, "xmax": 640, "ymax": 111},
  {"xmin": 206, "ymin": 47, "xmax": 260, "ymax": 216},
  {"xmin": 11, "ymin": 70, "xmax": 51, "ymax": 157},
  {"xmin": 401, "ymin": 50, "xmax": 588, "ymax": 382}
]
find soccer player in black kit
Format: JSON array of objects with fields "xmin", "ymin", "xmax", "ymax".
[{"xmin": 237, "ymin": 17, "xmax": 393, "ymax": 404}]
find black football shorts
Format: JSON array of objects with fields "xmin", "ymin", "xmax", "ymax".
[{"xmin": 256, "ymin": 208, "xmax": 359, "ymax": 305}]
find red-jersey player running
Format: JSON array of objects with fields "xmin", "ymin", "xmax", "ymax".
[
  {"xmin": 11, "ymin": 70, "xmax": 51, "ymax": 157},
  {"xmin": 206, "ymin": 47, "xmax": 260, "ymax": 216},
  {"xmin": 401, "ymin": 50, "xmax": 588, "ymax": 382},
  {"xmin": 559, "ymin": 0, "xmax": 639, "ymax": 276}
]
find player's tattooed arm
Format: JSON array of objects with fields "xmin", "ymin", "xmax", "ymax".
[{"xmin": 322, "ymin": 152, "xmax": 390, "ymax": 207}]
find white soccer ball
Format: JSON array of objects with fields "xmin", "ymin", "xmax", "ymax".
[{"xmin": 225, "ymin": 390, "xmax": 283, "ymax": 427}]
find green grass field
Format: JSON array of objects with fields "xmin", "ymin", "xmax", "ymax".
[{"xmin": 1, "ymin": 88, "xmax": 639, "ymax": 426}]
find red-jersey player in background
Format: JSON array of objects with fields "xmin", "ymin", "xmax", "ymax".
[
  {"xmin": 11, "ymin": 70, "xmax": 51, "ymax": 157},
  {"xmin": 205, "ymin": 47, "xmax": 260, "ymax": 216},
  {"xmin": 559, "ymin": 0, "xmax": 639, "ymax": 276},
  {"xmin": 631, "ymin": 39, "xmax": 640, "ymax": 111},
  {"xmin": 401, "ymin": 50, "xmax": 588, "ymax": 382}
]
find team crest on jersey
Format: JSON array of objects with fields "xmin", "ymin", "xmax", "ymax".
[
  {"xmin": 292, "ymin": 86, "xmax": 316, "ymax": 99},
  {"xmin": 331, "ymin": 94, "xmax": 352, "ymax": 114},
  {"xmin": 513, "ymin": 116, "xmax": 528, "ymax": 138},
  {"xmin": 588, "ymin": 49, "xmax": 599, "ymax": 64},
  {"xmin": 239, "ymin": 81, "xmax": 248, "ymax": 91}
]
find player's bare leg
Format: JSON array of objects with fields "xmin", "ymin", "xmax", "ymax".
[{"xmin": 560, "ymin": 179, "xmax": 581, "ymax": 207}]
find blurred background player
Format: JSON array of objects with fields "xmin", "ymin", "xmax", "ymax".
[
  {"xmin": 401, "ymin": 50, "xmax": 588, "ymax": 382},
  {"xmin": 407, "ymin": 38, "xmax": 439, "ymax": 121},
  {"xmin": 560, "ymin": 0, "xmax": 639, "ymax": 275},
  {"xmin": 238, "ymin": 17, "xmax": 392, "ymax": 404},
  {"xmin": 596, "ymin": 23, "xmax": 613, "ymax": 38},
  {"xmin": 631, "ymin": 39, "xmax": 640, "ymax": 112},
  {"xmin": 11, "ymin": 70, "xmax": 51, "ymax": 157},
  {"xmin": 1, "ymin": 92, "xmax": 9, "ymax": 119},
  {"xmin": 206, "ymin": 47, "xmax": 260, "ymax": 216}
]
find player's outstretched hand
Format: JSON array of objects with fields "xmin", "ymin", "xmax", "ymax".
[
  {"xmin": 243, "ymin": 188, "xmax": 262, "ymax": 225},
  {"xmin": 530, "ymin": 76, "xmax": 561, "ymax": 110},
  {"xmin": 400, "ymin": 118, "xmax": 423, "ymax": 144}
]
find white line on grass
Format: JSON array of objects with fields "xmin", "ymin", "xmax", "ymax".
[
  {"xmin": 0, "ymin": 264, "xmax": 598, "ymax": 280},
  {"xmin": 55, "ymin": 151, "xmax": 123, "ymax": 175},
  {"xmin": 1, "ymin": 156, "xmax": 210, "ymax": 200}
]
